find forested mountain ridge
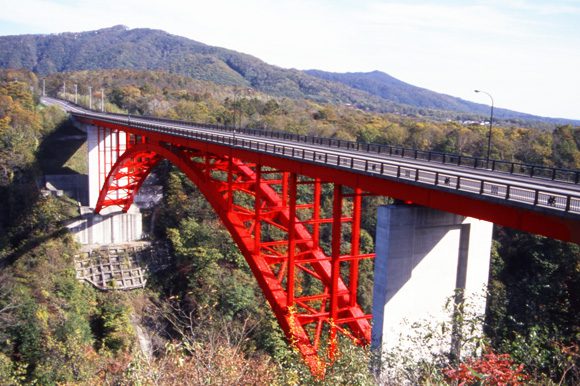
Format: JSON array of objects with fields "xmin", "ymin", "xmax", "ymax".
[
  {"xmin": 1, "ymin": 25, "xmax": 577, "ymax": 126},
  {"xmin": 0, "ymin": 25, "xmax": 391, "ymax": 109},
  {"xmin": 305, "ymin": 69, "xmax": 570, "ymax": 123}
]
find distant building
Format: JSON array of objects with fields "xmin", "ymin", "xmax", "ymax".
[{"xmin": 461, "ymin": 120, "xmax": 488, "ymax": 126}]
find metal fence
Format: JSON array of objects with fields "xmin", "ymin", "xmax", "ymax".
[
  {"xmin": 71, "ymin": 110, "xmax": 580, "ymax": 216},
  {"xmin": 69, "ymin": 101, "xmax": 580, "ymax": 185}
]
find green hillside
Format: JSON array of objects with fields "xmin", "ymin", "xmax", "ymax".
[
  {"xmin": 0, "ymin": 26, "xmax": 390, "ymax": 109},
  {"xmin": 1, "ymin": 25, "xmax": 578, "ymax": 126}
]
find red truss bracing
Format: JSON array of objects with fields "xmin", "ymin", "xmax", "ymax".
[{"xmin": 92, "ymin": 127, "xmax": 374, "ymax": 375}]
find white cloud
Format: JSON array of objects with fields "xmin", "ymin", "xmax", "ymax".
[
  {"xmin": 0, "ymin": 0, "xmax": 578, "ymax": 118},
  {"xmin": 490, "ymin": 0, "xmax": 580, "ymax": 15}
]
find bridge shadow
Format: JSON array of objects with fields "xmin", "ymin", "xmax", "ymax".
[
  {"xmin": 0, "ymin": 227, "xmax": 71, "ymax": 268},
  {"xmin": 0, "ymin": 118, "xmax": 89, "ymax": 266},
  {"xmin": 65, "ymin": 209, "xmax": 130, "ymax": 234},
  {"xmin": 1, "ymin": 206, "xmax": 142, "ymax": 268},
  {"xmin": 37, "ymin": 119, "xmax": 86, "ymax": 175},
  {"xmin": 36, "ymin": 119, "xmax": 88, "ymax": 204}
]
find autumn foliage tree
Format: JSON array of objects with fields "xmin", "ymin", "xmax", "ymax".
[{"xmin": 445, "ymin": 351, "xmax": 529, "ymax": 385}]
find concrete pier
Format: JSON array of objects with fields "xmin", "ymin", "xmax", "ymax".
[
  {"xmin": 372, "ymin": 204, "xmax": 492, "ymax": 361},
  {"xmin": 66, "ymin": 206, "xmax": 143, "ymax": 245},
  {"xmin": 85, "ymin": 123, "xmax": 127, "ymax": 208},
  {"xmin": 61, "ymin": 121, "xmax": 143, "ymax": 246}
]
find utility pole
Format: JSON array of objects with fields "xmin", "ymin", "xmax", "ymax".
[
  {"xmin": 42, "ymin": 79, "xmax": 46, "ymax": 97},
  {"xmin": 474, "ymin": 90, "xmax": 494, "ymax": 167},
  {"xmin": 30, "ymin": 85, "xmax": 36, "ymax": 114},
  {"xmin": 63, "ymin": 81, "xmax": 66, "ymax": 100},
  {"xmin": 101, "ymin": 88, "xmax": 104, "ymax": 112},
  {"xmin": 74, "ymin": 84, "xmax": 78, "ymax": 103},
  {"xmin": 233, "ymin": 88, "xmax": 238, "ymax": 129},
  {"xmin": 88, "ymin": 86, "xmax": 92, "ymax": 109}
]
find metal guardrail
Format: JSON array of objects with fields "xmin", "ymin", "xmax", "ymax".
[
  {"xmin": 96, "ymin": 108, "xmax": 580, "ymax": 185},
  {"xmin": 53, "ymin": 97, "xmax": 580, "ymax": 185},
  {"xmin": 71, "ymin": 111, "xmax": 580, "ymax": 216}
]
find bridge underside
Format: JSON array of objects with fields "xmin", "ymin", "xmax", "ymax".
[{"xmin": 87, "ymin": 123, "xmax": 373, "ymax": 375}]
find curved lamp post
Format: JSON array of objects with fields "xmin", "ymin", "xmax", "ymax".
[
  {"xmin": 232, "ymin": 88, "xmax": 240, "ymax": 143},
  {"xmin": 232, "ymin": 88, "xmax": 239, "ymax": 130},
  {"xmin": 474, "ymin": 89, "xmax": 494, "ymax": 166}
]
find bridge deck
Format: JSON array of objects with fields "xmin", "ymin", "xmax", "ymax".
[{"xmin": 44, "ymin": 97, "xmax": 580, "ymax": 243}]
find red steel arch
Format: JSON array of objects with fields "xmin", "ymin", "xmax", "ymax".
[
  {"xmin": 95, "ymin": 140, "xmax": 373, "ymax": 375},
  {"xmin": 75, "ymin": 109, "xmax": 579, "ymax": 376},
  {"xmin": 82, "ymin": 109, "xmax": 579, "ymax": 375}
]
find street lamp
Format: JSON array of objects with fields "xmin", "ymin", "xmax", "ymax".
[
  {"xmin": 232, "ymin": 89, "xmax": 239, "ymax": 144},
  {"xmin": 474, "ymin": 89, "xmax": 494, "ymax": 166},
  {"xmin": 232, "ymin": 88, "xmax": 239, "ymax": 131}
]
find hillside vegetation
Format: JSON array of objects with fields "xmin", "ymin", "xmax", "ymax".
[
  {"xmin": 0, "ymin": 26, "xmax": 390, "ymax": 109},
  {"xmin": 305, "ymin": 69, "xmax": 571, "ymax": 124},
  {"xmin": 0, "ymin": 68, "xmax": 579, "ymax": 384}
]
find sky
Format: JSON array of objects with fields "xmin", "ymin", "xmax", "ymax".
[{"xmin": 1, "ymin": 0, "xmax": 579, "ymax": 119}]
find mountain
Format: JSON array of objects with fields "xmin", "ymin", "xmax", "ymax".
[
  {"xmin": 0, "ymin": 25, "xmax": 392, "ymax": 109},
  {"xmin": 305, "ymin": 70, "xmax": 578, "ymax": 124},
  {"xmin": 306, "ymin": 70, "xmax": 491, "ymax": 114},
  {"xmin": 0, "ymin": 25, "xmax": 577, "ymax": 125}
]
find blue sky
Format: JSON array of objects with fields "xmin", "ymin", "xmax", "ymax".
[{"xmin": 1, "ymin": 0, "xmax": 579, "ymax": 119}]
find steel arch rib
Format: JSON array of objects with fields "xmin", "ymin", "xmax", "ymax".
[
  {"xmin": 95, "ymin": 150, "xmax": 162, "ymax": 213},
  {"xmin": 95, "ymin": 142, "xmax": 371, "ymax": 375}
]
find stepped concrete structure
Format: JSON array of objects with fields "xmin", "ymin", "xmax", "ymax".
[
  {"xmin": 372, "ymin": 204, "xmax": 492, "ymax": 362},
  {"xmin": 75, "ymin": 243, "xmax": 150, "ymax": 290},
  {"xmin": 44, "ymin": 174, "xmax": 89, "ymax": 204}
]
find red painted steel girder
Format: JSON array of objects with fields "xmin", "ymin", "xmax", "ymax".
[
  {"xmin": 93, "ymin": 135, "xmax": 372, "ymax": 375},
  {"xmin": 79, "ymin": 116, "xmax": 580, "ymax": 244}
]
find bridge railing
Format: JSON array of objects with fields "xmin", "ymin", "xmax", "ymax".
[
  {"xmin": 58, "ymin": 90, "xmax": 579, "ymax": 186},
  {"xmin": 71, "ymin": 111, "xmax": 580, "ymax": 217},
  {"xmin": 93, "ymin": 109, "xmax": 580, "ymax": 185}
]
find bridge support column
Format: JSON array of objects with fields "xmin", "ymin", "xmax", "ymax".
[
  {"xmin": 86, "ymin": 124, "xmax": 100, "ymax": 208},
  {"xmin": 371, "ymin": 204, "xmax": 492, "ymax": 369},
  {"xmin": 72, "ymin": 123, "xmax": 140, "ymax": 245},
  {"xmin": 86, "ymin": 124, "xmax": 127, "ymax": 209}
]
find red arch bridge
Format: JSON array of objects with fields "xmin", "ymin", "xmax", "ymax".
[{"xmin": 46, "ymin": 97, "xmax": 580, "ymax": 374}]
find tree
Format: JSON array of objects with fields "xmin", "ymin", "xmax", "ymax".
[
  {"xmin": 486, "ymin": 228, "xmax": 580, "ymax": 383},
  {"xmin": 552, "ymin": 125, "xmax": 580, "ymax": 168}
]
